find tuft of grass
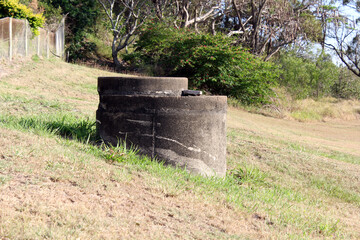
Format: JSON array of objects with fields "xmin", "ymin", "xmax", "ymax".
[
  {"xmin": 319, "ymin": 151, "xmax": 360, "ymax": 165},
  {"xmin": 0, "ymin": 175, "xmax": 9, "ymax": 185},
  {"xmin": 310, "ymin": 177, "xmax": 360, "ymax": 205},
  {"xmin": 0, "ymin": 113, "xmax": 97, "ymax": 143},
  {"xmin": 0, "ymin": 93, "xmax": 70, "ymax": 112},
  {"xmin": 229, "ymin": 164, "xmax": 268, "ymax": 186},
  {"xmin": 290, "ymin": 110, "xmax": 323, "ymax": 121},
  {"xmin": 31, "ymin": 55, "xmax": 40, "ymax": 62},
  {"xmin": 85, "ymin": 33, "xmax": 113, "ymax": 60}
]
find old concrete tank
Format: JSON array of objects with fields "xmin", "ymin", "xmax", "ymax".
[{"xmin": 96, "ymin": 76, "xmax": 227, "ymax": 177}]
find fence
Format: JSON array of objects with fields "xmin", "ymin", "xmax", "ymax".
[{"xmin": 0, "ymin": 17, "xmax": 65, "ymax": 60}]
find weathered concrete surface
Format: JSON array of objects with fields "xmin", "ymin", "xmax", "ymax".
[
  {"xmin": 98, "ymin": 76, "xmax": 188, "ymax": 96},
  {"xmin": 97, "ymin": 77, "xmax": 227, "ymax": 177}
]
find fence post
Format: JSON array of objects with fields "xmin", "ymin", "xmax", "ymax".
[
  {"xmin": 25, "ymin": 20, "xmax": 28, "ymax": 57},
  {"xmin": 62, "ymin": 18, "xmax": 65, "ymax": 60},
  {"xmin": 55, "ymin": 30, "xmax": 59, "ymax": 57},
  {"xmin": 9, "ymin": 17, "xmax": 12, "ymax": 61},
  {"xmin": 37, "ymin": 31, "xmax": 40, "ymax": 56},
  {"xmin": 55, "ymin": 17, "xmax": 65, "ymax": 59},
  {"xmin": 46, "ymin": 30, "xmax": 49, "ymax": 58}
]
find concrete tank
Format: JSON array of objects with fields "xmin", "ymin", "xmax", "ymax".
[{"xmin": 96, "ymin": 76, "xmax": 227, "ymax": 177}]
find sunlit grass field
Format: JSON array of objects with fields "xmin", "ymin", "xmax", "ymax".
[{"xmin": 0, "ymin": 58, "xmax": 359, "ymax": 239}]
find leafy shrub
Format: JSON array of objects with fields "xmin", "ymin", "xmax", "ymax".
[
  {"xmin": 37, "ymin": 0, "xmax": 102, "ymax": 62},
  {"xmin": 0, "ymin": 0, "xmax": 45, "ymax": 35},
  {"xmin": 277, "ymin": 49, "xmax": 340, "ymax": 99},
  {"xmin": 125, "ymin": 23, "xmax": 280, "ymax": 105},
  {"xmin": 331, "ymin": 67, "xmax": 360, "ymax": 99},
  {"xmin": 66, "ymin": 37, "xmax": 97, "ymax": 62},
  {"xmin": 37, "ymin": 1, "xmax": 63, "ymax": 29}
]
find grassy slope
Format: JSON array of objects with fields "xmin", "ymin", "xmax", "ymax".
[{"xmin": 0, "ymin": 59, "xmax": 359, "ymax": 239}]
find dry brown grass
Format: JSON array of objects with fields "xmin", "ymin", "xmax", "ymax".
[
  {"xmin": 227, "ymin": 107, "xmax": 360, "ymax": 238},
  {"xmin": 240, "ymin": 87, "xmax": 360, "ymax": 122},
  {"xmin": 1, "ymin": 59, "xmax": 360, "ymax": 239},
  {"xmin": 0, "ymin": 59, "xmax": 267, "ymax": 239},
  {"xmin": 0, "ymin": 127, "xmax": 266, "ymax": 239},
  {"xmin": 0, "ymin": 59, "xmax": 117, "ymax": 117},
  {"xmin": 287, "ymin": 97, "xmax": 360, "ymax": 122}
]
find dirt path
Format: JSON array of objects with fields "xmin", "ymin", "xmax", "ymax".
[{"xmin": 228, "ymin": 107, "xmax": 360, "ymax": 156}]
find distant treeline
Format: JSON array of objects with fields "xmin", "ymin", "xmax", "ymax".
[{"xmin": 1, "ymin": 0, "xmax": 358, "ymax": 103}]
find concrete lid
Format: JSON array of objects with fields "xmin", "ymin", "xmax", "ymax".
[{"xmin": 98, "ymin": 76, "xmax": 188, "ymax": 96}]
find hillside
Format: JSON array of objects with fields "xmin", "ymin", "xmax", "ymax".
[{"xmin": 0, "ymin": 58, "xmax": 360, "ymax": 239}]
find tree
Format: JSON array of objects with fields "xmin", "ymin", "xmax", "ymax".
[
  {"xmin": 227, "ymin": 0, "xmax": 322, "ymax": 60},
  {"xmin": 173, "ymin": 0, "xmax": 227, "ymax": 30},
  {"xmin": 147, "ymin": 0, "xmax": 229, "ymax": 35},
  {"xmin": 151, "ymin": 0, "xmax": 171, "ymax": 20},
  {"xmin": 325, "ymin": 2, "xmax": 360, "ymax": 77},
  {"xmin": 314, "ymin": 1, "xmax": 337, "ymax": 51},
  {"xmin": 277, "ymin": 47, "xmax": 340, "ymax": 98},
  {"xmin": 97, "ymin": 0, "xmax": 152, "ymax": 70},
  {"xmin": 38, "ymin": 0, "xmax": 101, "ymax": 61},
  {"xmin": 148, "ymin": 0, "xmax": 321, "ymax": 61},
  {"xmin": 125, "ymin": 23, "xmax": 280, "ymax": 104}
]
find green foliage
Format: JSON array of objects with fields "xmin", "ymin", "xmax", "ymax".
[
  {"xmin": 0, "ymin": 0, "xmax": 45, "ymax": 35},
  {"xmin": 125, "ymin": 23, "xmax": 280, "ymax": 105},
  {"xmin": 277, "ymin": 48, "xmax": 340, "ymax": 99},
  {"xmin": 66, "ymin": 39, "xmax": 97, "ymax": 62},
  {"xmin": 300, "ymin": 12, "xmax": 323, "ymax": 43},
  {"xmin": 332, "ymin": 67, "xmax": 360, "ymax": 99},
  {"xmin": 37, "ymin": 1, "xmax": 63, "ymax": 26},
  {"xmin": 39, "ymin": 0, "xmax": 102, "ymax": 61}
]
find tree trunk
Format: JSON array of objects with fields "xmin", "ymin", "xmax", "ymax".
[{"xmin": 112, "ymin": 50, "xmax": 124, "ymax": 72}]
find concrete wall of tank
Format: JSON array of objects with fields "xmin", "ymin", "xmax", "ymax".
[{"xmin": 96, "ymin": 76, "xmax": 227, "ymax": 177}]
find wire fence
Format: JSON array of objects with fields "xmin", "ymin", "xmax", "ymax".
[{"xmin": 0, "ymin": 17, "xmax": 65, "ymax": 60}]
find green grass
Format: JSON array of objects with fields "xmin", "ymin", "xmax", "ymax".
[
  {"xmin": 0, "ymin": 112, "xmax": 351, "ymax": 238},
  {"xmin": 319, "ymin": 151, "xmax": 360, "ymax": 164},
  {"xmin": 86, "ymin": 33, "xmax": 113, "ymax": 60},
  {"xmin": 0, "ymin": 93, "xmax": 70, "ymax": 112},
  {"xmin": 0, "ymin": 113, "xmax": 97, "ymax": 143},
  {"xmin": 1, "ymin": 59, "xmax": 359, "ymax": 239},
  {"xmin": 310, "ymin": 177, "xmax": 360, "ymax": 204},
  {"xmin": 290, "ymin": 110, "xmax": 323, "ymax": 121}
]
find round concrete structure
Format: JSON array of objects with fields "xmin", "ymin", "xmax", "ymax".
[
  {"xmin": 96, "ymin": 76, "xmax": 227, "ymax": 177},
  {"xmin": 98, "ymin": 76, "xmax": 188, "ymax": 96}
]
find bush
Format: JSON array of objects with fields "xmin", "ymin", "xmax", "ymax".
[
  {"xmin": 125, "ymin": 23, "xmax": 280, "ymax": 105},
  {"xmin": 0, "ymin": 0, "xmax": 44, "ymax": 35},
  {"xmin": 331, "ymin": 67, "xmax": 360, "ymax": 99},
  {"xmin": 277, "ymin": 49, "xmax": 340, "ymax": 99},
  {"xmin": 38, "ymin": 0, "xmax": 102, "ymax": 62}
]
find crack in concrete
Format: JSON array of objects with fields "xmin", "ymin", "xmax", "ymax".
[
  {"xmin": 155, "ymin": 136, "xmax": 217, "ymax": 162},
  {"xmin": 156, "ymin": 136, "xmax": 201, "ymax": 153},
  {"xmin": 126, "ymin": 119, "xmax": 153, "ymax": 126}
]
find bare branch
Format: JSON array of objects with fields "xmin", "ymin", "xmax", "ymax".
[{"xmin": 98, "ymin": 0, "xmax": 150, "ymax": 70}]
